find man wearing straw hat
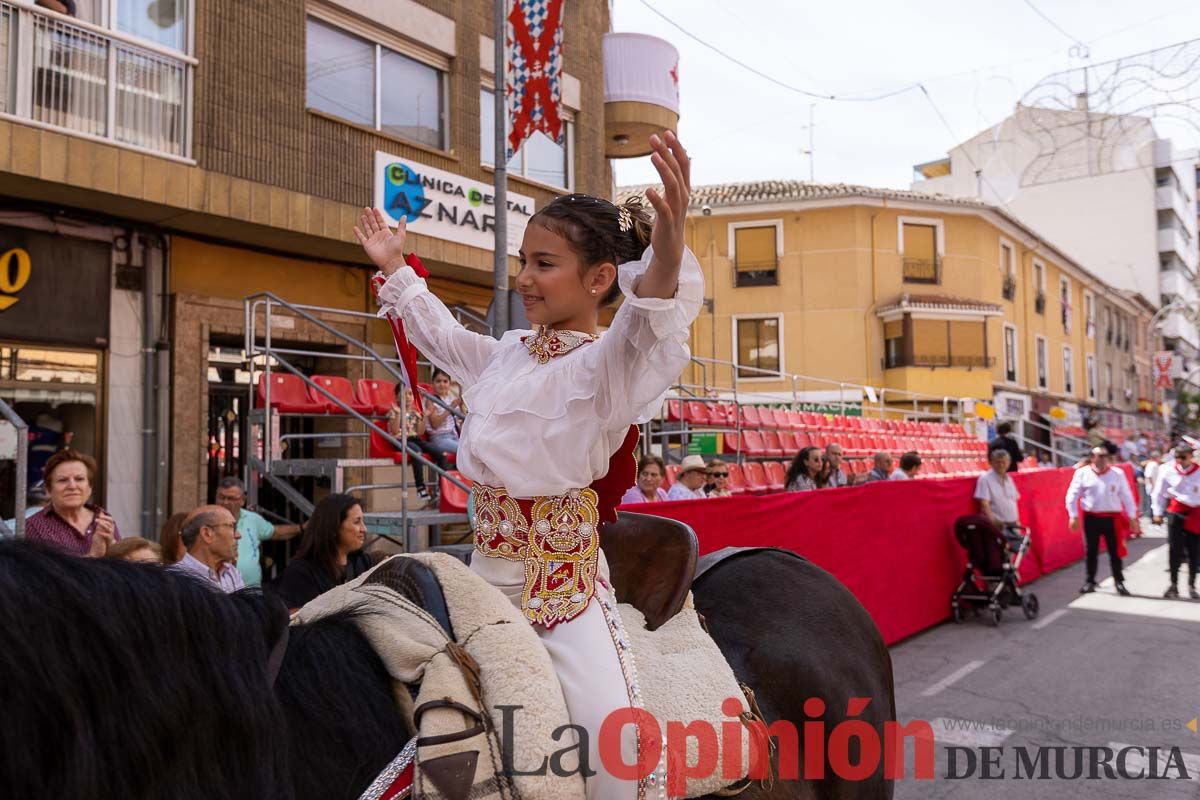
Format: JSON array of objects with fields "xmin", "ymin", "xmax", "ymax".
[{"xmin": 667, "ymin": 455, "xmax": 710, "ymax": 501}]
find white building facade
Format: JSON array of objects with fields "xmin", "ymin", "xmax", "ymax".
[{"xmin": 913, "ymin": 102, "xmax": 1200, "ymax": 360}]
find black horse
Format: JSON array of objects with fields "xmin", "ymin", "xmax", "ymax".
[{"xmin": 0, "ymin": 540, "xmax": 893, "ymax": 800}]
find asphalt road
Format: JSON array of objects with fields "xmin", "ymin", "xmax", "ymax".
[{"xmin": 890, "ymin": 520, "xmax": 1200, "ymax": 799}]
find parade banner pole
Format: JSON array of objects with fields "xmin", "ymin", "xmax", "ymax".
[{"xmin": 492, "ymin": 0, "xmax": 509, "ymax": 338}]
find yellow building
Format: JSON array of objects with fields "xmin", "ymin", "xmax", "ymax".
[{"xmin": 619, "ymin": 180, "xmax": 1150, "ymax": 426}]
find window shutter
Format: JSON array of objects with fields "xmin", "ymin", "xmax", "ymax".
[{"xmin": 734, "ymin": 227, "xmax": 777, "ymax": 272}]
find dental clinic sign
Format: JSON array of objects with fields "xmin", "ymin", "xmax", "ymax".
[{"xmin": 373, "ymin": 151, "xmax": 534, "ymax": 257}]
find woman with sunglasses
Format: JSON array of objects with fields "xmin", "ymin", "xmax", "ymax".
[{"xmin": 705, "ymin": 459, "xmax": 733, "ymax": 497}]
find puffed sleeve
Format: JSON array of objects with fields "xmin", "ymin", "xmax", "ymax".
[
  {"xmin": 590, "ymin": 245, "xmax": 705, "ymax": 428},
  {"xmin": 375, "ymin": 266, "xmax": 501, "ymax": 387}
]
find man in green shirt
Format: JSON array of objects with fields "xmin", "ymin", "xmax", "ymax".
[{"xmin": 214, "ymin": 477, "xmax": 302, "ymax": 587}]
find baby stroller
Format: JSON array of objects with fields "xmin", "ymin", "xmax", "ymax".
[{"xmin": 951, "ymin": 515, "xmax": 1039, "ymax": 626}]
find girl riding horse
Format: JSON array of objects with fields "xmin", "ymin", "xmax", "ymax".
[{"xmin": 356, "ymin": 131, "xmax": 698, "ymax": 799}]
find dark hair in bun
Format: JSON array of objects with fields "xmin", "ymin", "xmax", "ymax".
[{"xmin": 529, "ymin": 193, "xmax": 653, "ymax": 305}]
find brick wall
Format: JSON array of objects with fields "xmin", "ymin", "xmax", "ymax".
[{"xmin": 194, "ymin": 0, "xmax": 612, "ymax": 210}]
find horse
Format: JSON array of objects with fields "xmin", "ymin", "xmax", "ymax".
[{"xmin": 0, "ymin": 539, "xmax": 894, "ymax": 800}]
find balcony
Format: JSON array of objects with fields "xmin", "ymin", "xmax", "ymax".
[
  {"xmin": 1160, "ymin": 269, "xmax": 1199, "ymax": 305},
  {"xmin": 1157, "ymin": 185, "xmax": 1198, "ymax": 238},
  {"xmin": 1158, "ymin": 227, "xmax": 1196, "ymax": 267},
  {"xmin": 0, "ymin": 2, "xmax": 193, "ymax": 159},
  {"xmin": 1161, "ymin": 312, "xmax": 1200, "ymax": 351},
  {"xmin": 902, "ymin": 257, "xmax": 940, "ymax": 284}
]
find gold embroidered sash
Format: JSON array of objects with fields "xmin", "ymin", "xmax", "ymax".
[{"xmin": 471, "ymin": 484, "xmax": 600, "ymax": 628}]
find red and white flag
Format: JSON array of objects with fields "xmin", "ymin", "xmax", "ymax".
[
  {"xmin": 505, "ymin": 0, "xmax": 565, "ymax": 162},
  {"xmin": 371, "ymin": 253, "xmax": 429, "ymax": 414}
]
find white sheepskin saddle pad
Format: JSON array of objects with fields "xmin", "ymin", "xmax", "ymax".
[{"xmin": 293, "ymin": 553, "xmax": 749, "ymax": 799}]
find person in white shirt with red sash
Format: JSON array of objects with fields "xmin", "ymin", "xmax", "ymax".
[
  {"xmin": 357, "ymin": 132, "xmax": 698, "ymax": 800},
  {"xmin": 1066, "ymin": 446, "xmax": 1139, "ymax": 595},
  {"xmin": 1150, "ymin": 443, "xmax": 1200, "ymax": 599}
]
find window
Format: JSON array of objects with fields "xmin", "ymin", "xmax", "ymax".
[
  {"xmin": 118, "ymin": 0, "xmax": 188, "ymax": 52},
  {"xmin": 1036, "ymin": 336, "xmax": 1048, "ymax": 389},
  {"xmin": 901, "ymin": 224, "xmax": 939, "ymax": 283},
  {"xmin": 1103, "ymin": 308, "xmax": 1113, "ymax": 343},
  {"xmin": 884, "ymin": 320, "xmax": 904, "ymax": 370},
  {"xmin": 1105, "ymin": 362, "xmax": 1114, "ymax": 404},
  {"xmin": 1000, "ymin": 241, "xmax": 1016, "ymax": 300},
  {"xmin": 1086, "ymin": 355, "xmax": 1097, "ymax": 401},
  {"xmin": 730, "ymin": 223, "xmax": 780, "ymax": 287},
  {"xmin": 1059, "ymin": 277, "xmax": 1072, "ymax": 333},
  {"xmin": 1084, "ymin": 291, "xmax": 1095, "ymax": 339},
  {"xmin": 1003, "ymin": 324, "xmax": 1018, "ymax": 383},
  {"xmin": 882, "ymin": 317, "xmax": 991, "ymax": 369},
  {"xmin": 307, "ymin": 18, "xmax": 446, "ymax": 149},
  {"xmin": 1033, "ymin": 262, "xmax": 1046, "ymax": 314},
  {"xmin": 480, "ymin": 88, "xmax": 572, "ymax": 189},
  {"xmin": 734, "ymin": 317, "xmax": 781, "ymax": 379},
  {"xmin": 1062, "ymin": 345, "xmax": 1074, "ymax": 395}
]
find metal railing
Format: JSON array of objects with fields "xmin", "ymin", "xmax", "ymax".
[
  {"xmin": 888, "ymin": 353, "xmax": 996, "ymax": 369},
  {"xmin": 0, "ymin": 2, "xmax": 193, "ymax": 158},
  {"xmin": 244, "ymin": 292, "xmax": 469, "ymax": 533},
  {"xmin": 902, "ymin": 257, "xmax": 939, "ymax": 283},
  {"xmin": 0, "ymin": 397, "xmax": 27, "ymax": 538}
]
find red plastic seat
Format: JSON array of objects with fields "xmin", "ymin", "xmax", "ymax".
[
  {"xmin": 685, "ymin": 401, "xmax": 716, "ymax": 426},
  {"xmin": 439, "ymin": 471, "xmax": 473, "ymax": 513},
  {"xmin": 256, "ymin": 373, "xmax": 326, "ymax": 414},
  {"xmin": 779, "ymin": 431, "xmax": 801, "ymax": 453},
  {"xmin": 742, "ymin": 462, "xmax": 769, "ymax": 492},
  {"xmin": 764, "ymin": 461, "xmax": 786, "ymax": 491},
  {"xmin": 666, "ymin": 399, "xmax": 685, "ymax": 422},
  {"xmin": 727, "ymin": 430, "xmax": 768, "ymax": 457},
  {"xmin": 369, "ymin": 425, "xmax": 406, "ymax": 464},
  {"xmin": 712, "ymin": 403, "xmax": 736, "ymax": 427},
  {"xmin": 783, "ymin": 410, "xmax": 804, "ymax": 430},
  {"xmin": 310, "ymin": 374, "xmax": 374, "ymax": 415},
  {"xmin": 760, "ymin": 431, "xmax": 785, "ymax": 458},
  {"xmin": 740, "ymin": 405, "xmax": 764, "ymax": 429},
  {"xmin": 726, "ymin": 463, "xmax": 748, "ymax": 494},
  {"xmin": 357, "ymin": 378, "xmax": 396, "ymax": 416}
]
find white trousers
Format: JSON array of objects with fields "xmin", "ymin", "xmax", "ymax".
[{"xmin": 472, "ymin": 551, "xmax": 640, "ymax": 800}]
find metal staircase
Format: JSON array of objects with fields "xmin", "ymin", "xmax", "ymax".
[{"xmin": 243, "ymin": 292, "xmax": 470, "ymax": 551}]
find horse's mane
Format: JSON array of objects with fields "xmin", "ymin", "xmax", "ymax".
[
  {"xmin": 0, "ymin": 540, "xmax": 291, "ymax": 799},
  {"xmin": 279, "ymin": 607, "xmax": 415, "ymax": 800},
  {"xmin": 0, "ymin": 541, "xmax": 413, "ymax": 800}
]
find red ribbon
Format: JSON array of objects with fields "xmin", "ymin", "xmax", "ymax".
[{"xmin": 371, "ymin": 253, "xmax": 429, "ymax": 414}]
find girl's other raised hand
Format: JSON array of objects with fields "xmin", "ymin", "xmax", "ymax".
[{"xmin": 354, "ymin": 208, "xmax": 408, "ymax": 276}]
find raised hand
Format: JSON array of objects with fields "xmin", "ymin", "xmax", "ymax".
[
  {"xmin": 644, "ymin": 131, "xmax": 691, "ymax": 273},
  {"xmin": 630, "ymin": 132, "xmax": 692, "ymax": 300},
  {"xmin": 354, "ymin": 208, "xmax": 408, "ymax": 276}
]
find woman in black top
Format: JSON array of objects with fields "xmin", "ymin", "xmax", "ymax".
[{"xmin": 277, "ymin": 493, "xmax": 373, "ymax": 611}]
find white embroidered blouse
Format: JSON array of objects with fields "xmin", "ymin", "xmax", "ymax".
[{"xmin": 375, "ymin": 245, "xmax": 704, "ymax": 498}]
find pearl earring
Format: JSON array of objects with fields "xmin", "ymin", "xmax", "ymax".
[{"xmin": 591, "ymin": 289, "xmax": 597, "ymax": 294}]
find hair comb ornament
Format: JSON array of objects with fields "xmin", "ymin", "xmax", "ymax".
[{"xmin": 616, "ymin": 206, "xmax": 632, "ymax": 233}]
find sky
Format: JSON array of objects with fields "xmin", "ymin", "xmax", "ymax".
[{"xmin": 610, "ymin": 0, "xmax": 1200, "ymax": 192}]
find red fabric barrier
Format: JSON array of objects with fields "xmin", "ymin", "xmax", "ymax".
[{"xmin": 620, "ymin": 465, "xmax": 1133, "ymax": 645}]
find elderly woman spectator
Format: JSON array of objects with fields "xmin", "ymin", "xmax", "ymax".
[
  {"xmin": 158, "ymin": 511, "xmax": 188, "ymax": 566},
  {"xmin": 277, "ymin": 493, "xmax": 374, "ymax": 611},
  {"xmin": 785, "ymin": 446, "xmax": 827, "ymax": 492},
  {"xmin": 705, "ymin": 459, "xmax": 733, "ymax": 497},
  {"xmin": 105, "ymin": 537, "xmax": 162, "ymax": 563},
  {"xmin": 621, "ymin": 454, "xmax": 669, "ymax": 504},
  {"xmin": 24, "ymin": 449, "xmax": 119, "ymax": 556}
]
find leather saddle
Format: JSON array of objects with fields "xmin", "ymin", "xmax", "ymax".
[{"xmin": 428, "ymin": 510, "xmax": 699, "ymax": 631}]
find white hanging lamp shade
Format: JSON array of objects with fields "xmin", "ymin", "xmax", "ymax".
[{"xmin": 603, "ymin": 33, "xmax": 680, "ymax": 158}]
